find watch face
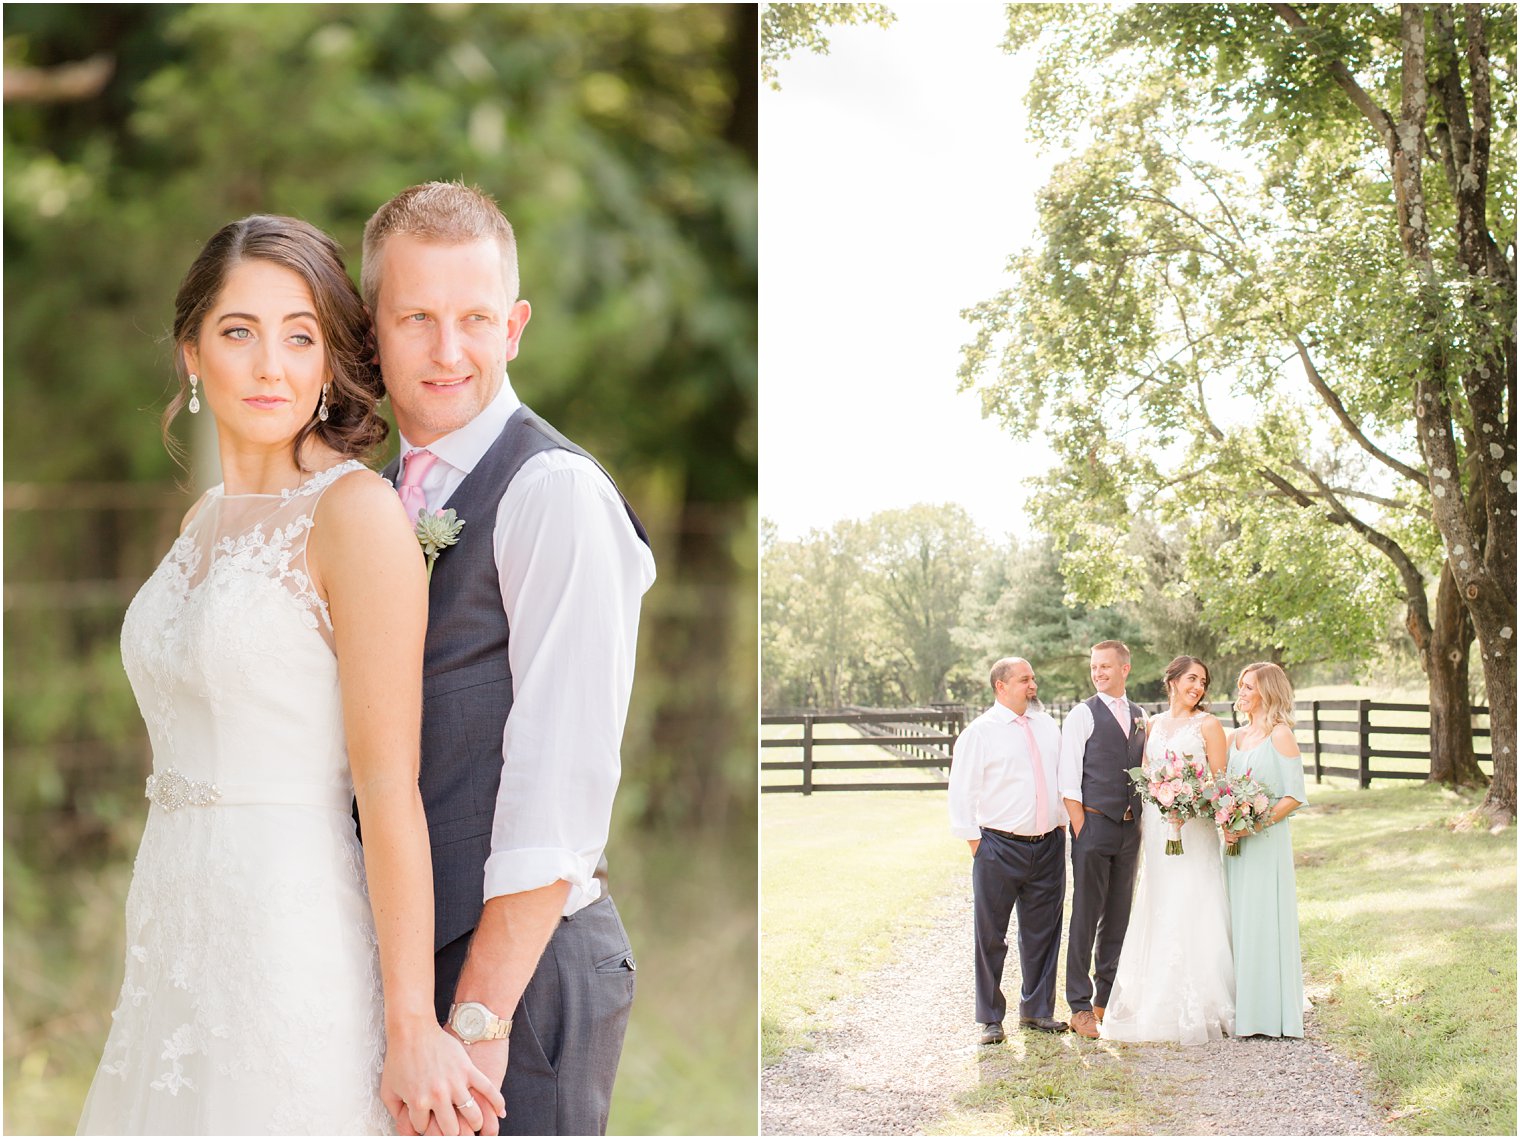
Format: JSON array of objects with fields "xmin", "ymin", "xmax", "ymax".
[{"xmin": 456, "ymin": 1005, "xmax": 488, "ymax": 1039}]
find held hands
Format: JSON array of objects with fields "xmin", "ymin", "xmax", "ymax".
[
  {"xmin": 382, "ymin": 1022, "xmax": 506, "ymax": 1137},
  {"xmin": 459, "ymin": 1039, "xmax": 511, "ymax": 1137}
]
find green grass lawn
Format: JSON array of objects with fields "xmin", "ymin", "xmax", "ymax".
[
  {"xmin": 761, "ymin": 778, "xmax": 1516, "ymax": 1136},
  {"xmin": 1295, "ymin": 783, "xmax": 1515, "ymax": 1136}
]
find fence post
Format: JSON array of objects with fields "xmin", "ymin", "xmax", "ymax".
[
  {"xmin": 802, "ymin": 715, "xmax": 814, "ymax": 796},
  {"xmin": 1311, "ymin": 700, "xmax": 1322, "ymax": 784},
  {"xmin": 1357, "ymin": 699, "xmax": 1371, "ymax": 789}
]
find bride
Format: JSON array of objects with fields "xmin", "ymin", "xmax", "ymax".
[
  {"xmin": 1100, "ymin": 655, "xmax": 1235, "ymax": 1045},
  {"xmin": 77, "ymin": 215, "xmax": 503, "ymax": 1134}
]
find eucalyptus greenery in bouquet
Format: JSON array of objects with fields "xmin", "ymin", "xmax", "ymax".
[
  {"xmin": 1206, "ymin": 770, "xmax": 1275, "ymax": 857},
  {"xmin": 1126, "ymin": 748, "xmax": 1212, "ymax": 855}
]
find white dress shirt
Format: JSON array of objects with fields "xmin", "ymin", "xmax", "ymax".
[
  {"xmin": 397, "ymin": 375, "xmax": 656, "ymax": 916},
  {"xmin": 1057, "ymin": 693, "xmax": 1148, "ymax": 806},
  {"xmin": 948, "ymin": 702, "xmax": 1067, "ymax": 839}
]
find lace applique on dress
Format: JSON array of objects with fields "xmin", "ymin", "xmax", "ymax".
[{"xmin": 82, "ymin": 458, "xmax": 392, "ymax": 1135}]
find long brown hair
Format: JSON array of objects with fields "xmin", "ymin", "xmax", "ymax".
[
  {"xmin": 164, "ymin": 215, "xmax": 388, "ymax": 469},
  {"xmin": 1162, "ymin": 655, "xmax": 1212, "ymax": 713}
]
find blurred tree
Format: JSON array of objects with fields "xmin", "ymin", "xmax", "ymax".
[
  {"xmin": 956, "ymin": 535, "xmax": 1150, "ymax": 703},
  {"xmin": 761, "ymin": 518, "xmax": 879, "ymax": 708},
  {"xmin": 859, "ymin": 503, "xmax": 981, "ymax": 704},
  {"xmin": 961, "ymin": 3, "xmax": 1512, "ymax": 801},
  {"xmin": 760, "ymin": 2, "xmax": 895, "ymax": 89},
  {"xmin": 4, "ymin": 2, "xmax": 758, "ymax": 831}
]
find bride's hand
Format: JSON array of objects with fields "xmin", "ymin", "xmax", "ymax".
[{"xmin": 381, "ymin": 1022, "xmax": 506, "ymax": 1136}]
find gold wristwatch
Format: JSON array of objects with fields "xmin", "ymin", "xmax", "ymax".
[{"xmin": 447, "ymin": 1001, "xmax": 513, "ymax": 1043}]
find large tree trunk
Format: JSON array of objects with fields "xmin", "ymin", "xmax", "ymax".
[{"xmin": 1427, "ymin": 560, "xmax": 1483, "ymax": 786}]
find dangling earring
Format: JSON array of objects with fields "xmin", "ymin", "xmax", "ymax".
[
  {"xmin": 188, "ymin": 374, "xmax": 201, "ymax": 415},
  {"xmin": 317, "ymin": 383, "xmax": 330, "ymax": 423}
]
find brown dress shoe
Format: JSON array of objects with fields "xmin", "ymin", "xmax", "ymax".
[
  {"xmin": 1094, "ymin": 1004, "xmax": 1106, "ymax": 1025},
  {"xmin": 1070, "ymin": 1009, "xmax": 1100, "ymax": 1039}
]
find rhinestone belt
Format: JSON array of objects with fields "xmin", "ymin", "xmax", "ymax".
[
  {"xmin": 143, "ymin": 769, "xmax": 351, "ymax": 812},
  {"xmin": 145, "ymin": 768, "xmax": 222, "ymax": 810}
]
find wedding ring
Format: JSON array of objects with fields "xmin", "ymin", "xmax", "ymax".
[{"xmin": 455, "ymin": 1100, "xmax": 475, "ymax": 1110}]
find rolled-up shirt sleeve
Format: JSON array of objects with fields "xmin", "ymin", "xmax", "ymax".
[
  {"xmin": 948, "ymin": 722, "xmax": 986, "ymax": 840},
  {"xmin": 484, "ymin": 451, "xmax": 655, "ymax": 914},
  {"xmin": 1058, "ymin": 702, "xmax": 1092, "ymax": 805}
]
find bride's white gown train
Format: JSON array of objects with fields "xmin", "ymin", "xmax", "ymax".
[
  {"xmin": 77, "ymin": 461, "xmax": 392, "ymax": 1135},
  {"xmin": 1100, "ymin": 710, "xmax": 1235, "ymax": 1045}
]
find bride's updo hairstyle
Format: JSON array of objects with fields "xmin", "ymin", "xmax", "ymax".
[
  {"xmin": 164, "ymin": 214, "xmax": 388, "ymax": 468},
  {"xmin": 1162, "ymin": 655, "xmax": 1212, "ymax": 713},
  {"xmin": 1239, "ymin": 661, "xmax": 1296, "ymax": 730}
]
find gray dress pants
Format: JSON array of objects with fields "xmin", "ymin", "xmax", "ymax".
[
  {"xmin": 1065, "ymin": 812, "xmax": 1141, "ymax": 1013},
  {"xmin": 434, "ymin": 895, "xmax": 637, "ymax": 1136}
]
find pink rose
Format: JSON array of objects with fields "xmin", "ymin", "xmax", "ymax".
[
  {"xmin": 1215, "ymin": 809, "xmax": 1230, "ymax": 826},
  {"xmin": 1156, "ymin": 784, "xmax": 1178, "ymax": 808}
]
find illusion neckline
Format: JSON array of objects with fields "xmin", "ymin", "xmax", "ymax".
[{"xmin": 210, "ymin": 459, "xmax": 365, "ymax": 501}]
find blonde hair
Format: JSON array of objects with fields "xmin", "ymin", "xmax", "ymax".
[
  {"xmin": 1091, "ymin": 639, "xmax": 1131, "ymax": 664},
  {"xmin": 1240, "ymin": 662, "xmax": 1295, "ymax": 730},
  {"xmin": 361, "ymin": 181, "xmax": 519, "ymax": 309}
]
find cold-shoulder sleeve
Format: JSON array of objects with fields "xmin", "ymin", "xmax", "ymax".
[{"xmin": 1275, "ymin": 742, "xmax": 1307, "ymax": 805}]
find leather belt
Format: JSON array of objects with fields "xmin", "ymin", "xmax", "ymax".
[{"xmin": 985, "ymin": 827, "xmax": 1057, "ymax": 844}]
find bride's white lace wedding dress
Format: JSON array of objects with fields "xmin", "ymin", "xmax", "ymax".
[
  {"xmin": 78, "ymin": 461, "xmax": 393, "ymax": 1135},
  {"xmin": 1100, "ymin": 710, "xmax": 1235, "ymax": 1045}
]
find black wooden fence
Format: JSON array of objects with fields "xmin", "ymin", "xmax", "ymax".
[{"xmin": 761, "ymin": 699, "xmax": 1492, "ymax": 795}]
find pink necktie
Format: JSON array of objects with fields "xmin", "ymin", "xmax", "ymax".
[
  {"xmin": 397, "ymin": 448, "xmax": 437, "ymax": 521},
  {"xmin": 1108, "ymin": 696, "xmax": 1130, "ymax": 736},
  {"xmin": 1015, "ymin": 714, "xmax": 1051, "ymax": 834}
]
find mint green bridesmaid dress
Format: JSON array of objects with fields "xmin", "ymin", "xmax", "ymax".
[{"xmin": 1223, "ymin": 735, "xmax": 1307, "ymax": 1038}]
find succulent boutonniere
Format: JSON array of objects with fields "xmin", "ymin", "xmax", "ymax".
[{"xmin": 414, "ymin": 508, "xmax": 465, "ymax": 582}]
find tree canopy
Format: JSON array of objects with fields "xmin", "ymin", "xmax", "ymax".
[{"xmin": 960, "ymin": 2, "xmax": 1514, "ymax": 811}]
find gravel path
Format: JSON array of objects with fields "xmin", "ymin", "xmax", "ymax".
[{"xmin": 761, "ymin": 875, "xmax": 1387, "ymax": 1136}]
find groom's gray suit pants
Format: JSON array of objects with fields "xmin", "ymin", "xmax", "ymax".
[
  {"xmin": 1065, "ymin": 811, "xmax": 1141, "ymax": 1012},
  {"xmin": 434, "ymin": 894, "xmax": 637, "ymax": 1136}
]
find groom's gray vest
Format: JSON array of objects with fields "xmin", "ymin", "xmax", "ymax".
[
  {"xmin": 1079, "ymin": 694, "xmax": 1145, "ymax": 823},
  {"xmin": 382, "ymin": 405, "xmax": 648, "ymax": 951}
]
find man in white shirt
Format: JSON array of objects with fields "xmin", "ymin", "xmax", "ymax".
[
  {"xmin": 948, "ymin": 657, "xmax": 1070, "ymax": 1044},
  {"xmin": 365, "ymin": 181, "xmax": 655, "ymax": 1135},
  {"xmin": 1057, "ymin": 639, "xmax": 1147, "ymax": 1040}
]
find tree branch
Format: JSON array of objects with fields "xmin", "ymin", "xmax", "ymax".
[
  {"xmin": 1286, "ymin": 461, "xmax": 1433, "ymax": 620},
  {"xmin": 2, "ymin": 55, "xmax": 114, "ymax": 103},
  {"xmin": 1285, "ymin": 331, "xmax": 1427, "ymax": 484},
  {"xmin": 1270, "ymin": 4, "xmax": 1397, "ymax": 143}
]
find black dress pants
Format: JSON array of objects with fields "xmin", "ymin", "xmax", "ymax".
[{"xmin": 972, "ymin": 827, "xmax": 1066, "ymax": 1025}]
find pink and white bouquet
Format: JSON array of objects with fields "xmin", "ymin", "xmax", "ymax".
[
  {"xmin": 1126, "ymin": 748, "xmax": 1212, "ymax": 855},
  {"xmin": 1206, "ymin": 770, "xmax": 1275, "ymax": 857}
]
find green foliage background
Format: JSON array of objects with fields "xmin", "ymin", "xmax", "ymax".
[{"xmin": 3, "ymin": 4, "xmax": 757, "ymax": 1133}]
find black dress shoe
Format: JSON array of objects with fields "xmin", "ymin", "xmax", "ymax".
[
  {"xmin": 978, "ymin": 1022, "xmax": 1006, "ymax": 1044},
  {"xmin": 1019, "ymin": 1016, "xmax": 1069, "ymax": 1033}
]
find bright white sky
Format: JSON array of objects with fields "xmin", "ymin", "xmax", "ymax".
[{"xmin": 759, "ymin": 2, "xmax": 1060, "ymax": 543}]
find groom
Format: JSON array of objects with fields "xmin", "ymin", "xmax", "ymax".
[
  {"xmin": 366, "ymin": 181, "xmax": 655, "ymax": 1135},
  {"xmin": 948, "ymin": 657, "xmax": 1069, "ymax": 1045},
  {"xmin": 1058, "ymin": 640, "xmax": 1146, "ymax": 1040}
]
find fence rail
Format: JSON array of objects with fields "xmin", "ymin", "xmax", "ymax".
[{"xmin": 761, "ymin": 699, "xmax": 1492, "ymax": 795}]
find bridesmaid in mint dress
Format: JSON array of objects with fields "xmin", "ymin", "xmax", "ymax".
[{"xmin": 1223, "ymin": 662, "xmax": 1307, "ymax": 1038}]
